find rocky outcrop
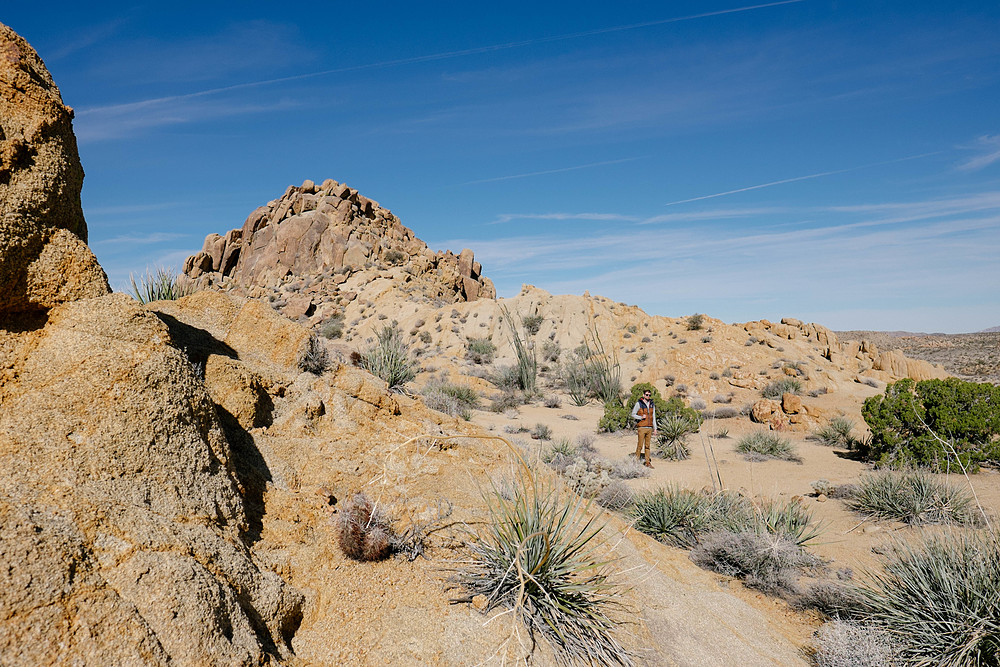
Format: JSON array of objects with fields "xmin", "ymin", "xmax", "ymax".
[
  {"xmin": 744, "ymin": 317, "xmax": 946, "ymax": 382},
  {"xmin": 0, "ymin": 294, "xmax": 303, "ymax": 665},
  {"xmin": 0, "ymin": 23, "xmax": 109, "ymax": 315},
  {"xmin": 180, "ymin": 179, "xmax": 495, "ymax": 320}
]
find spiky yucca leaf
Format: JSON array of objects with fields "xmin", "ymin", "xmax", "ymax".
[{"xmin": 456, "ymin": 475, "xmax": 632, "ymax": 666}]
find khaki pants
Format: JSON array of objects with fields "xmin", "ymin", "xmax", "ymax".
[{"xmin": 636, "ymin": 427, "xmax": 653, "ymax": 462}]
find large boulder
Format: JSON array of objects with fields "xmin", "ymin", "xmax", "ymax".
[
  {"xmin": 0, "ymin": 294, "xmax": 302, "ymax": 665},
  {"xmin": 0, "ymin": 23, "xmax": 109, "ymax": 315}
]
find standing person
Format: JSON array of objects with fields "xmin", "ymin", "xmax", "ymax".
[{"xmin": 630, "ymin": 389, "xmax": 657, "ymax": 468}]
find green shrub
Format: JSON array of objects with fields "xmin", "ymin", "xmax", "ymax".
[
  {"xmin": 521, "ymin": 314, "xmax": 544, "ymax": 335},
  {"xmin": 598, "ymin": 401, "xmax": 630, "ymax": 433},
  {"xmin": 854, "ymin": 532, "xmax": 1000, "ymax": 665},
  {"xmin": 599, "ymin": 384, "xmax": 702, "ymax": 436},
  {"xmin": 128, "ymin": 266, "xmax": 194, "ymax": 304},
  {"xmin": 735, "ymin": 431, "xmax": 800, "ymax": 462},
  {"xmin": 455, "ymin": 475, "xmax": 632, "ymax": 665},
  {"xmin": 319, "ymin": 313, "xmax": 345, "ymax": 339},
  {"xmin": 860, "ymin": 378, "xmax": 1000, "ymax": 472},
  {"xmin": 761, "ymin": 378, "xmax": 802, "ymax": 399},
  {"xmin": 686, "ymin": 314, "xmax": 704, "ymax": 331},
  {"xmin": 360, "ymin": 324, "xmax": 418, "ymax": 390},
  {"xmin": 845, "ymin": 471, "xmax": 982, "ymax": 525},
  {"xmin": 466, "ymin": 337, "xmax": 496, "ymax": 364}
]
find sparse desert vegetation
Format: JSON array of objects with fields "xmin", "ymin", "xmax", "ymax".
[
  {"xmin": 129, "ymin": 266, "xmax": 194, "ymax": 304},
  {"xmin": 9, "ymin": 15, "xmax": 1000, "ymax": 667},
  {"xmin": 735, "ymin": 431, "xmax": 800, "ymax": 462},
  {"xmin": 360, "ymin": 323, "xmax": 418, "ymax": 389}
]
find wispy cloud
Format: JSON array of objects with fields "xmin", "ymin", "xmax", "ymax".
[
  {"xmin": 77, "ymin": 2, "xmax": 802, "ymax": 132},
  {"xmin": 488, "ymin": 212, "xmax": 637, "ymax": 225},
  {"xmin": 640, "ymin": 207, "xmax": 790, "ymax": 224},
  {"xmin": 460, "ymin": 158, "xmax": 640, "ymax": 186},
  {"xmin": 957, "ymin": 135, "xmax": 1000, "ymax": 172},
  {"xmin": 93, "ymin": 232, "xmax": 191, "ymax": 246},
  {"xmin": 85, "ymin": 202, "xmax": 182, "ymax": 216},
  {"xmin": 76, "ymin": 97, "xmax": 303, "ymax": 142},
  {"xmin": 46, "ymin": 17, "xmax": 128, "ymax": 61},
  {"xmin": 434, "ymin": 188, "xmax": 1000, "ymax": 332},
  {"xmin": 663, "ymin": 152, "xmax": 941, "ymax": 206}
]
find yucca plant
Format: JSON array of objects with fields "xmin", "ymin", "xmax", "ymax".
[
  {"xmin": 703, "ymin": 492, "xmax": 821, "ymax": 547},
  {"xmin": 360, "ymin": 324, "xmax": 418, "ymax": 390},
  {"xmin": 543, "ymin": 438, "xmax": 577, "ymax": 464},
  {"xmin": 856, "ymin": 531, "xmax": 1000, "ymax": 665},
  {"xmin": 845, "ymin": 471, "xmax": 982, "ymax": 526},
  {"xmin": 655, "ymin": 413, "xmax": 695, "ymax": 460},
  {"xmin": 812, "ymin": 416, "xmax": 857, "ymax": 448},
  {"xmin": 630, "ymin": 486, "xmax": 710, "ymax": 548},
  {"xmin": 128, "ymin": 266, "xmax": 193, "ymax": 304},
  {"xmin": 455, "ymin": 474, "xmax": 632, "ymax": 665}
]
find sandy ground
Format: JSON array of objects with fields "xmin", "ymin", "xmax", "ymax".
[{"xmin": 470, "ymin": 395, "xmax": 1000, "ymax": 579}]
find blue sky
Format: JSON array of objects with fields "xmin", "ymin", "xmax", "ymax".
[{"xmin": 6, "ymin": 1, "xmax": 1000, "ymax": 333}]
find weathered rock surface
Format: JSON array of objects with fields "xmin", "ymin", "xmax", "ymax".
[
  {"xmin": 181, "ymin": 179, "xmax": 495, "ymax": 325},
  {"xmin": 0, "ymin": 23, "xmax": 108, "ymax": 314},
  {"xmin": 0, "ymin": 293, "xmax": 302, "ymax": 665}
]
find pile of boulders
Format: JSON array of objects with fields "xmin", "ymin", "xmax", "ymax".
[
  {"xmin": 745, "ymin": 317, "xmax": 944, "ymax": 382},
  {"xmin": 181, "ymin": 179, "xmax": 495, "ymax": 327}
]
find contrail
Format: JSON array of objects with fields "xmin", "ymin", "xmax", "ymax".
[
  {"xmin": 463, "ymin": 157, "xmax": 640, "ymax": 185},
  {"xmin": 79, "ymin": 0, "xmax": 803, "ymax": 116},
  {"xmin": 663, "ymin": 152, "xmax": 942, "ymax": 206}
]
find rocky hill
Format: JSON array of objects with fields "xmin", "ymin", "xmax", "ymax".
[
  {"xmin": 181, "ymin": 185, "xmax": 947, "ymax": 425},
  {"xmin": 180, "ymin": 179, "xmax": 495, "ymax": 328}
]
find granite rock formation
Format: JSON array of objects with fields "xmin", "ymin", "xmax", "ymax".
[
  {"xmin": 0, "ymin": 25, "xmax": 301, "ymax": 665},
  {"xmin": 0, "ymin": 22, "xmax": 108, "ymax": 315},
  {"xmin": 181, "ymin": 179, "xmax": 495, "ymax": 328}
]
